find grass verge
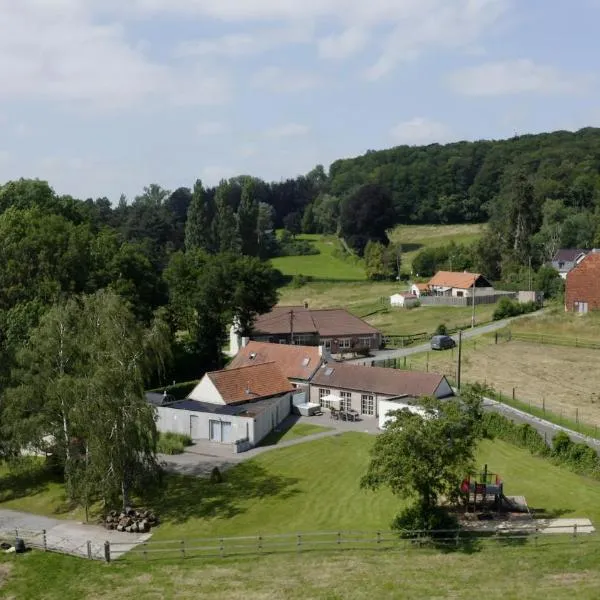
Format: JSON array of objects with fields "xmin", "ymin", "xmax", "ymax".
[{"xmin": 257, "ymin": 421, "xmax": 333, "ymax": 447}]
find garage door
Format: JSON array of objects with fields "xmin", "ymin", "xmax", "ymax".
[{"xmin": 209, "ymin": 420, "xmax": 233, "ymax": 443}]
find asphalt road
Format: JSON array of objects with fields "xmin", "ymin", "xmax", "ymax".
[{"xmin": 348, "ymin": 309, "xmax": 548, "ymax": 365}]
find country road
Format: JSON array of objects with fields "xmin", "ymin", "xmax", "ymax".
[{"xmin": 348, "ymin": 308, "xmax": 549, "ymax": 365}]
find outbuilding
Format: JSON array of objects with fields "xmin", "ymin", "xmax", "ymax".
[
  {"xmin": 155, "ymin": 362, "xmax": 298, "ymax": 451},
  {"xmin": 390, "ymin": 293, "xmax": 419, "ymax": 308}
]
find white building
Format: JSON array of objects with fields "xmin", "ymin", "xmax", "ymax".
[
  {"xmin": 155, "ymin": 362, "xmax": 298, "ymax": 451},
  {"xmin": 427, "ymin": 271, "xmax": 494, "ymax": 298},
  {"xmin": 390, "ymin": 293, "xmax": 419, "ymax": 308}
]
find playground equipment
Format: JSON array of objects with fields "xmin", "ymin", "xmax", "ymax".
[{"xmin": 461, "ymin": 464, "xmax": 527, "ymax": 513}]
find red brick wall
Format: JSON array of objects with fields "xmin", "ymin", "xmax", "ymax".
[{"xmin": 566, "ymin": 254, "xmax": 600, "ymax": 311}]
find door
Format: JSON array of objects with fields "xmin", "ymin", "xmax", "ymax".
[
  {"xmin": 189, "ymin": 415, "xmax": 201, "ymax": 440},
  {"xmin": 209, "ymin": 420, "xmax": 233, "ymax": 443},
  {"xmin": 209, "ymin": 420, "xmax": 221, "ymax": 442}
]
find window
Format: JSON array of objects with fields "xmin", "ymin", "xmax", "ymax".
[
  {"xmin": 340, "ymin": 339, "xmax": 351, "ymax": 349},
  {"xmin": 279, "ymin": 339, "xmax": 287, "ymax": 344},
  {"xmin": 361, "ymin": 394, "xmax": 374, "ymax": 415},
  {"xmin": 340, "ymin": 391, "xmax": 352, "ymax": 411},
  {"xmin": 359, "ymin": 337, "xmax": 372, "ymax": 348},
  {"xmin": 319, "ymin": 388, "xmax": 331, "ymax": 408},
  {"xmin": 324, "ymin": 339, "xmax": 331, "ymax": 349},
  {"xmin": 456, "ymin": 291, "xmax": 464, "ymax": 298}
]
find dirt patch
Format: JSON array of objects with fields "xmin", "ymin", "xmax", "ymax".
[
  {"xmin": 0, "ymin": 562, "xmax": 13, "ymax": 588},
  {"xmin": 408, "ymin": 339, "xmax": 600, "ymax": 427}
]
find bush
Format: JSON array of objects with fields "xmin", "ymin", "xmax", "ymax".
[
  {"xmin": 210, "ymin": 466, "xmax": 223, "ymax": 484},
  {"xmin": 291, "ymin": 274, "xmax": 313, "ymax": 288},
  {"xmin": 392, "ymin": 504, "xmax": 458, "ymax": 537},
  {"xmin": 353, "ymin": 346, "xmax": 371, "ymax": 358},
  {"xmin": 435, "ymin": 323, "xmax": 448, "ymax": 336},
  {"xmin": 157, "ymin": 432, "xmax": 193, "ymax": 455},
  {"xmin": 493, "ymin": 298, "xmax": 540, "ymax": 321},
  {"xmin": 148, "ymin": 380, "xmax": 200, "ymax": 400}
]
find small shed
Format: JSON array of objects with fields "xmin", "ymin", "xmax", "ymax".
[{"xmin": 390, "ymin": 293, "xmax": 419, "ymax": 308}]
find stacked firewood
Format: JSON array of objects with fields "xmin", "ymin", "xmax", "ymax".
[{"xmin": 104, "ymin": 508, "xmax": 158, "ymax": 533}]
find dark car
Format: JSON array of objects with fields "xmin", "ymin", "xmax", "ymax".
[{"xmin": 430, "ymin": 334, "xmax": 456, "ymax": 350}]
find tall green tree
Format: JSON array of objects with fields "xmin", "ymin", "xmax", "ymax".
[
  {"xmin": 237, "ymin": 181, "xmax": 259, "ymax": 256},
  {"xmin": 213, "ymin": 181, "xmax": 241, "ymax": 254},
  {"xmin": 185, "ymin": 179, "xmax": 213, "ymax": 252},
  {"xmin": 361, "ymin": 390, "xmax": 483, "ymax": 531}
]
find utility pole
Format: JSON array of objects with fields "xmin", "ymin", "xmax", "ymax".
[
  {"xmin": 528, "ymin": 256, "xmax": 532, "ymax": 291},
  {"xmin": 471, "ymin": 279, "xmax": 476, "ymax": 328},
  {"xmin": 289, "ymin": 309, "xmax": 295, "ymax": 345},
  {"xmin": 456, "ymin": 330, "xmax": 462, "ymax": 391}
]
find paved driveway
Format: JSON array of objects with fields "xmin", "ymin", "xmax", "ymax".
[{"xmin": 0, "ymin": 509, "xmax": 151, "ymax": 560}]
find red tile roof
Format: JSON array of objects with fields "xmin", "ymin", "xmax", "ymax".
[
  {"xmin": 208, "ymin": 362, "xmax": 294, "ymax": 405},
  {"xmin": 252, "ymin": 306, "xmax": 380, "ymax": 337},
  {"xmin": 227, "ymin": 341, "xmax": 323, "ymax": 381},
  {"xmin": 311, "ymin": 362, "xmax": 451, "ymax": 398},
  {"xmin": 428, "ymin": 271, "xmax": 486, "ymax": 289}
]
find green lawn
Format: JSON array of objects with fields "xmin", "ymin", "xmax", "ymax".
[
  {"xmin": 3, "ymin": 435, "xmax": 600, "ymax": 598},
  {"xmin": 511, "ymin": 306, "xmax": 600, "ymax": 341},
  {"xmin": 270, "ymin": 234, "xmax": 366, "ymax": 281},
  {"xmin": 389, "ymin": 223, "xmax": 485, "ymax": 271},
  {"xmin": 3, "ymin": 540, "xmax": 600, "ymax": 600},
  {"xmin": 258, "ymin": 421, "xmax": 333, "ymax": 447}
]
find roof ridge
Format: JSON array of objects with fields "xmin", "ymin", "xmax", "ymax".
[{"xmin": 209, "ymin": 361, "xmax": 278, "ymax": 376}]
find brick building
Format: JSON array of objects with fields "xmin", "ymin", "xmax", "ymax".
[{"xmin": 565, "ymin": 251, "xmax": 600, "ymax": 313}]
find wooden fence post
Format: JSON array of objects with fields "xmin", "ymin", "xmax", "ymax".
[
  {"xmin": 180, "ymin": 540, "xmax": 186, "ymax": 558},
  {"xmin": 258, "ymin": 535, "xmax": 263, "ymax": 552},
  {"xmin": 573, "ymin": 523, "xmax": 578, "ymax": 539},
  {"xmin": 376, "ymin": 531, "xmax": 381, "ymax": 545},
  {"xmin": 337, "ymin": 532, "xmax": 341, "ymax": 545},
  {"xmin": 512, "ymin": 387, "xmax": 515, "ymax": 402},
  {"xmin": 42, "ymin": 529, "xmax": 47, "ymax": 552},
  {"xmin": 86, "ymin": 541, "xmax": 92, "ymax": 560},
  {"xmin": 220, "ymin": 538, "xmax": 224, "ymax": 558},
  {"xmin": 297, "ymin": 534, "xmax": 302, "ymax": 552},
  {"xmin": 104, "ymin": 541, "xmax": 111, "ymax": 563}
]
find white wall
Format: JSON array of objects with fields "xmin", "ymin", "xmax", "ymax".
[
  {"xmin": 188, "ymin": 376, "xmax": 224, "ymax": 404},
  {"xmin": 251, "ymin": 393, "xmax": 292, "ymax": 444},
  {"xmin": 378, "ymin": 400, "xmax": 430, "ymax": 429},
  {"xmin": 156, "ymin": 406, "xmax": 251, "ymax": 443}
]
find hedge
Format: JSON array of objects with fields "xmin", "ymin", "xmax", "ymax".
[{"xmin": 147, "ymin": 379, "xmax": 200, "ymax": 400}]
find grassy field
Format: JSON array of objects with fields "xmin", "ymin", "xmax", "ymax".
[
  {"xmin": 258, "ymin": 421, "xmax": 332, "ymax": 447},
  {"xmin": 270, "ymin": 235, "xmax": 366, "ymax": 281},
  {"xmin": 399, "ymin": 337, "xmax": 600, "ymax": 428},
  {"xmin": 511, "ymin": 308, "xmax": 600, "ymax": 340},
  {"xmin": 3, "ymin": 435, "xmax": 600, "ymax": 535},
  {"xmin": 3, "ymin": 540, "xmax": 600, "ymax": 600},
  {"xmin": 3, "ymin": 433, "xmax": 600, "ymax": 599},
  {"xmin": 388, "ymin": 223, "xmax": 485, "ymax": 271}
]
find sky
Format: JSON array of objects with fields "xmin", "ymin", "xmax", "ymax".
[{"xmin": 0, "ymin": 0, "xmax": 599, "ymax": 201}]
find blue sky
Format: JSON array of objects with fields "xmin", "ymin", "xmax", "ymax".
[{"xmin": 0, "ymin": 0, "xmax": 598, "ymax": 201}]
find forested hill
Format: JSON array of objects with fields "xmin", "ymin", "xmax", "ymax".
[{"xmin": 327, "ymin": 127, "xmax": 600, "ymax": 225}]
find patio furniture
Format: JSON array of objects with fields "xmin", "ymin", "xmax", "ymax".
[{"xmin": 330, "ymin": 407, "xmax": 340, "ymax": 420}]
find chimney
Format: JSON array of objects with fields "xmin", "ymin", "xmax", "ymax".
[{"xmin": 241, "ymin": 336, "xmax": 250, "ymax": 348}]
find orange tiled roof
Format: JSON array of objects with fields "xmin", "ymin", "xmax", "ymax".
[
  {"xmin": 208, "ymin": 362, "xmax": 294, "ymax": 405},
  {"xmin": 428, "ymin": 271, "xmax": 481, "ymax": 289},
  {"xmin": 228, "ymin": 341, "xmax": 323, "ymax": 381}
]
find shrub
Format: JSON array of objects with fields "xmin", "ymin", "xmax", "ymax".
[
  {"xmin": 435, "ymin": 323, "xmax": 448, "ymax": 336},
  {"xmin": 210, "ymin": 466, "xmax": 223, "ymax": 484},
  {"xmin": 493, "ymin": 298, "xmax": 540, "ymax": 321},
  {"xmin": 157, "ymin": 432, "xmax": 193, "ymax": 455},
  {"xmin": 354, "ymin": 346, "xmax": 371, "ymax": 358},
  {"xmin": 291, "ymin": 274, "xmax": 313, "ymax": 288},
  {"xmin": 392, "ymin": 504, "xmax": 458, "ymax": 537}
]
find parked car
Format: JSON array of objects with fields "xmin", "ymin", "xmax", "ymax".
[{"xmin": 430, "ymin": 334, "xmax": 456, "ymax": 350}]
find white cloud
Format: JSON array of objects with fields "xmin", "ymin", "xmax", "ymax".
[
  {"xmin": 264, "ymin": 123, "xmax": 310, "ymax": 138},
  {"xmin": 196, "ymin": 121, "xmax": 228, "ymax": 136},
  {"xmin": 390, "ymin": 117, "xmax": 453, "ymax": 145},
  {"xmin": 0, "ymin": 0, "xmax": 231, "ymax": 111},
  {"xmin": 252, "ymin": 66, "xmax": 320, "ymax": 93},
  {"xmin": 318, "ymin": 27, "xmax": 368, "ymax": 60},
  {"xmin": 447, "ymin": 59, "xmax": 591, "ymax": 96}
]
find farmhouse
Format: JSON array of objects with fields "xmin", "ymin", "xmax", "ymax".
[
  {"xmin": 155, "ymin": 362, "xmax": 297, "ymax": 449},
  {"xmin": 390, "ymin": 293, "xmax": 419, "ymax": 308},
  {"xmin": 551, "ymin": 249, "xmax": 588, "ymax": 279},
  {"xmin": 309, "ymin": 362, "xmax": 453, "ymax": 418},
  {"xmin": 565, "ymin": 251, "xmax": 600, "ymax": 313},
  {"xmin": 427, "ymin": 271, "xmax": 494, "ymax": 298},
  {"xmin": 231, "ymin": 305, "xmax": 382, "ymax": 355},
  {"xmin": 227, "ymin": 341, "xmax": 326, "ymax": 389}
]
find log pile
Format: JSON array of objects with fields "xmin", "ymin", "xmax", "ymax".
[{"xmin": 104, "ymin": 508, "xmax": 159, "ymax": 533}]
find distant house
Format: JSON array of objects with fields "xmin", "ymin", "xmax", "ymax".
[
  {"xmin": 410, "ymin": 283, "xmax": 430, "ymax": 297},
  {"xmin": 390, "ymin": 293, "xmax": 418, "ymax": 308},
  {"xmin": 155, "ymin": 362, "xmax": 298, "ymax": 449},
  {"xmin": 565, "ymin": 251, "xmax": 600, "ymax": 313},
  {"xmin": 227, "ymin": 341, "xmax": 326, "ymax": 389},
  {"xmin": 309, "ymin": 362, "xmax": 453, "ymax": 418},
  {"xmin": 427, "ymin": 271, "xmax": 494, "ymax": 298},
  {"xmin": 231, "ymin": 305, "xmax": 382, "ymax": 355},
  {"xmin": 551, "ymin": 249, "xmax": 588, "ymax": 280}
]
